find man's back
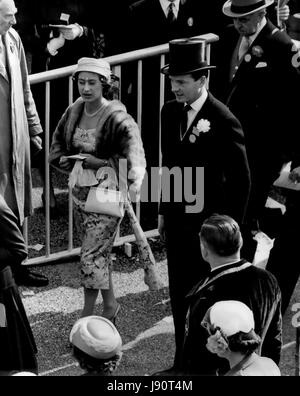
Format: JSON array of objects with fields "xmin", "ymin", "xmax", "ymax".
[{"xmin": 181, "ymin": 260, "xmax": 282, "ymax": 375}]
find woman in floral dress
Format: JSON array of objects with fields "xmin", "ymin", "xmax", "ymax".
[{"xmin": 49, "ymin": 57, "xmax": 146, "ymax": 320}]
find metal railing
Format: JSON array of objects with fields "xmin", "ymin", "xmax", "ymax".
[{"xmin": 24, "ymin": 33, "xmax": 219, "ymax": 266}]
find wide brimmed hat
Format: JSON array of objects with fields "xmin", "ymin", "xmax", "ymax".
[
  {"xmin": 70, "ymin": 316, "xmax": 122, "ymax": 360},
  {"xmin": 74, "ymin": 57, "xmax": 111, "ymax": 82},
  {"xmin": 161, "ymin": 38, "xmax": 216, "ymax": 76},
  {"xmin": 223, "ymin": 0, "xmax": 274, "ymax": 18},
  {"xmin": 205, "ymin": 300, "xmax": 255, "ymax": 337}
]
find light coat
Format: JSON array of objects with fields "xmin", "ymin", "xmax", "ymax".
[{"xmin": 0, "ymin": 28, "xmax": 42, "ymax": 224}]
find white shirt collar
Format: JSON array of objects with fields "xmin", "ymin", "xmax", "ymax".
[
  {"xmin": 210, "ymin": 259, "xmax": 241, "ymax": 273},
  {"xmin": 186, "ymin": 87, "xmax": 208, "ymax": 129},
  {"xmin": 160, "ymin": 0, "xmax": 180, "ymax": 18},
  {"xmin": 189, "ymin": 87, "xmax": 208, "ymax": 113}
]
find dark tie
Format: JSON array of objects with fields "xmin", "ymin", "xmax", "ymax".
[
  {"xmin": 180, "ymin": 105, "xmax": 191, "ymax": 140},
  {"xmin": 167, "ymin": 1, "xmax": 176, "ymax": 24}
]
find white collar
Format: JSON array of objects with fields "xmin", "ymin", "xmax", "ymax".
[
  {"xmin": 184, "ymin": 88, "xmax": 208, "ymax": 130},
  {"xmin": 210, "ymin": 259, "xmax": 241, "ymax": 273},
  {"xmin": 160, "ymin": 0, "xmax": 180, "ymax": 18},
  {"xmin": 189, "ymin": 87, "xmax": 208, "ymax": 114},
  {"xmin": 245, "ymin": 17, "xmax": 267, "ymax": 46}
]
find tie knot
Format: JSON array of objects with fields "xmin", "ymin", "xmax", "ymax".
[
  {"xmin": 168, "ymin": 2, "xmax": 175, "ymax": 11},
  {"xmin": 183, "ymin": 104, "xmax": 192, "ymax": 113}
]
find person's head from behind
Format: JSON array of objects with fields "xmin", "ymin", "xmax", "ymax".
[
  {"xmin": 73, "ymin": 57, "xmax": 118, "ymax": 103},
  {"xmin": 201, "ymin": 300, "xmax": 261, "ymax": 360},
  {"xmin": 161, "ymin": 38, "xmax": 215, "ymax": 104},
  {"xmin": 70, "ymin": 316, "xmax": 122, "ymax": 375},
  {"xmin": 199, "ymin": 214, "xmax": 243, "ymax": 266},
  {"xmin": 0, "ymin": 0, "xmax": 17, "ymax": 35}
]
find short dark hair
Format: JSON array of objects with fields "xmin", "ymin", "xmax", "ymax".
[
  {"xmin": 72, "ymin": 346, "xmax": 122, "ymax": 375},
  {"xmin": 200, "ymin": 214, "xmax": 243, "ymax": 256},
  {"xmin": 228, "ymin": 330, "xmax": 261, "ymax": 354},
  {"xmin": 190, "ymin": 70, "xmax": 209, "ymax": 81}
]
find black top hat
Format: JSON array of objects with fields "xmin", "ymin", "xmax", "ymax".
[{"xmin": 161, "ymin": 38, "xmax": 216, "ymax": 75}]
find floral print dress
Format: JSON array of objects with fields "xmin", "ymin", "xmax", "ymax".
[{"xmin": 72, "ymin": 127, "xmax": 121, "ymax": 290}]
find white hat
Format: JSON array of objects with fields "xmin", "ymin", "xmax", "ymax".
[
  {"xmin": 209, "ymin": 300, "xmax": 255, "ymax": 337},
  {"xmin": 70, "ymin": 316, "xmax": 122, "ymax": 360},
  {"xmin": 74, "ymin": 57, "xmax": 111, "ymax": 81},
  {"xmin": 223, "ymin": 0, "xmax": 274, "ymax": 18}
]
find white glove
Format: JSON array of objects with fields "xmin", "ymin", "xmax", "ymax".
[
  {"xmin": 47, "ymin": 33, "xmax": 65, "ymax": 56},
  {"xmin": 59, "ymin": 23, "xmax": 83, "ymax": 40}
]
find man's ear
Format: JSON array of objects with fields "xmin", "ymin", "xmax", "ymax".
[
  {"xmin": 199, "ymin": 75, "xmax": 207, "ymax": 88},
  {"xmin": 200, "ymin": 239, "xmax": 209, "ymax": 261}
]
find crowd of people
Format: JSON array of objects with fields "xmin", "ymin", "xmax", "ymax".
[{"xmin": 0, "ymin": 0, "xmax": 300, "ymax": 376}]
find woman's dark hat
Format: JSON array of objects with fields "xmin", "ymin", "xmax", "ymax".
[{"xmin": 161, "ymin": 38, "xmax": 216, "ymax": 75}]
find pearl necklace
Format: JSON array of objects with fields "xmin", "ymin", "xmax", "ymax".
[{"xmin": 84, "ymin": 104, "xmax": 103, "ymax": 117}]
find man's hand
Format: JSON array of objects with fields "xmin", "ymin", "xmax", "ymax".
[
  {"xmin": 158, "ymin": 215, "xmax": 166, "ymax": 243},
  {"xmin": 59, "ymin": 23, "xmax": 83, "ymax": 40},
  {"xmin": 30, "ymin": 135, "xmax": 42, "ymax": 151},
  {"xmin": 47, "ymin": 33, "xmax": 65, "ymax": 56}
]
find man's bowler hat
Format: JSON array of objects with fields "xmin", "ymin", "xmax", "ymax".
[
  {"xmin": 223, "ymin": 0, "xmax": 274, "ymax": 18},
  {"xmin": 161, "ymin": 38, "xmax": 216, "ymax": 76}
]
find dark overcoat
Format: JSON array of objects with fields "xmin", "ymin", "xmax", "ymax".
[
  {"xmin": 160, "ymin": 92, "xmax": 251, "ymax": 224},
  {"xmin": 181, "ymin": 259, "xmax": 282, "ymax": 375},
  {"xmin": 214, "ymin": 20, "xmax": 300, "ymax": 217}
]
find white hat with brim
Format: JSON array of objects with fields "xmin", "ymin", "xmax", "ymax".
[
  {"xmin": 70, "ymin": 316, "xmax": 122, "ymax": 360},
  {"xmin": 209, "ymin": 300, "xmax": 255, "ymax": 337},
  {"xmin": 74, "ymin": 57, "xmax": 111, "ymax": 82},
  {"xmin": 223, "ymin": 0, "xmax": 274, "ymax": 18}
]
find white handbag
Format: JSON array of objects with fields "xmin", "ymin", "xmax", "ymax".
[{"xmin": 84, "ymin": 186, "xmax": 125, "ymax": 218}]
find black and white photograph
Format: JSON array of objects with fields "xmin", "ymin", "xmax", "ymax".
[{"xmin": 0, "ymin": 0, "xmax": 300, "ymax": 379}]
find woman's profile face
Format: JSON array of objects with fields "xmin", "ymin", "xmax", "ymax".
[{"xmin": 77, "ymin": 71, "xmax": 103, "ymax": 103}]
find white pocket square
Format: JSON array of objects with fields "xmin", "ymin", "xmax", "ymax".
[{"xmin": 256, "ymin": 62, "xmax": 267, "ymax": 68}]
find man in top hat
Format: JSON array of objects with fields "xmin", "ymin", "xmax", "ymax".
[
  {"xmin": 153, "ymin": 38, "xmax": 251, "ymax": 375},
  {"xmin": 214, "ymin": 0, "xmax": 300, "ymax": 261}
]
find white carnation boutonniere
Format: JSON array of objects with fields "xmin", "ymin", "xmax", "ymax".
[
  {"xmin": 252, "ymin": 45, "xmax": 264, "ymax": 58},
  {"xmin": 189, "ymin": 119, "xmax": 211, "ymax": 143}
]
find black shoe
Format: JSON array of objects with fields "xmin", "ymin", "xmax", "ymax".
[
  {"xmin": 151, "ymin": 366, "xmax": 180, "ymax": 376},
  {"xmin": 14, "ymin": 267, "xmax": 49, "ymax": 287}
]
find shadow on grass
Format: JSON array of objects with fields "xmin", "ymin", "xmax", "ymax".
[{"xmin": 29, "ymin": 288, "xmax": 173, "ymax": 376}]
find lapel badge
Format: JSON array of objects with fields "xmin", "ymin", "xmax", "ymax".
[
  {"xmin": 187, "ymin": 17, "xmax": 194, "ymax": 27},
  {"xmin": 244, "ymin": 54, "xmax": 252, "ymax": 63}
]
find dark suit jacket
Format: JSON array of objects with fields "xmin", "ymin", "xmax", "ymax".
[
  {"xmin": 0, "ymin": 196, "xmax": 27, "ymax": 272},
  {"xmin": 181, "ymin": 259, "xmax": 282, "ymax": 375},
  {"xmin": 128, "ymin": 0, "xmax": 216, "ymax": 51},
  {"xmin": 160, "ymin": 92, "xmax": 251, "ymax": 225},
  {"xmin": 214, "ymin": 20, "xmax": 300, "ymax": 197}
]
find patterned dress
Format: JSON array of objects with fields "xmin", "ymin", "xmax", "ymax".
[{"xmin": 72, "ymin": 127, "xmax": 121, "ymax": 290}]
